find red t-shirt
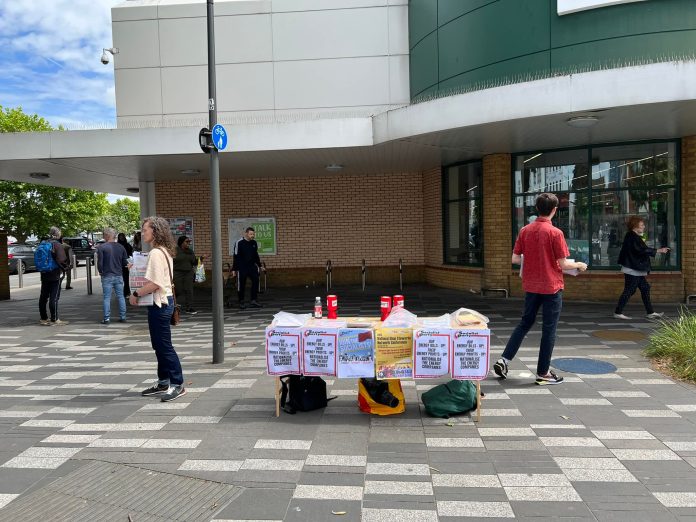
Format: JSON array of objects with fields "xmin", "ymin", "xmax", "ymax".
[{"xmin": 514, "ymin": 217, "xmax": 569, "ymax": 294}]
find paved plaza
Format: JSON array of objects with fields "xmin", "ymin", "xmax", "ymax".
[{"xmin": 0, "ymin": 280, "xmax": 695, "ymax": 521}]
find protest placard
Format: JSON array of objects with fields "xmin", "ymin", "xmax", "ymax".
[
  {"xmin": 451, "ymin": 329, "xmax": 490, "ymax": 380},
  {"xmin": 302, "ymin": 328, "xmax": 338, "ymax": 377},
  {"xmin": 129, "ymin": 252, "xmax": 154, "ymax": 306},
  {"xmin": 375, "ymin": 328, "xmax": 413, "ymax": 379},
  {"xmin": 337, "ymin": 328, "xmax": 375, "ymax": 378},
  {"xmin": 265, "ymin": 327, "xmax": 302, "ymax": 375},
  {"xmin": 413, "ymin": 328, "xmax": 451, "ymax": 378}
]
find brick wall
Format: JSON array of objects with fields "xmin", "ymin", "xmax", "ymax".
[
  {"xmin": 155, "ymin": 172, "xmax": 425, "ymax": 286},
  {"xmin": 482, "ymin": 154, "xmax": 512, "ymax": 290},
  {"xmin": 682, "ymin": 135, "xmax": 696, "ymax": 297},
  {"xmin": 0, "ymin": 231, "xmax": 8, "ymax": 301}
]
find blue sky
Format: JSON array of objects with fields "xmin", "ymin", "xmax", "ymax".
[{"xmin": 0, "ymin": 0, "xmax": 121, "ymax": 129}]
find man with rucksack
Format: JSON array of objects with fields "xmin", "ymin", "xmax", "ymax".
[{"xmin": 36, "ymin": 226, "xmax": 69, "ymax": 326}]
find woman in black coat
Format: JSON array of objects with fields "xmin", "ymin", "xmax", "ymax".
[
  {"xmin": 118, "ymin": 233, "xmax": 134, "ymax": 297},
  {"xmin": 613, "ymin": 216, "xmax": 670, "ymax": 320}
]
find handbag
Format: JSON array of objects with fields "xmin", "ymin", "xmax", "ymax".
[{"xmin": 159, "ymin": 248, "xmax": 181, "ymax": 326}]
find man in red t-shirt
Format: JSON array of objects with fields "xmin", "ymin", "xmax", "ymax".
[{"xmin": 494, "ymin": 193, "xmax": 587, "ymax": 385}]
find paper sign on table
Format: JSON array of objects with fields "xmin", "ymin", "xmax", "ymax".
[
  {"xmin": 451, "ymin": 329, "xmax": 490, "ymax": 380},
  {"xmin": 337, "ymin": 328, "xmax": 375, "ymax": 378},
  {"xmin": 375, "ymin": 328, "xmax": 413, "ymax": 379},
  {"xmin": 413, "ymin": 328, "xmax": 451, "ymax": 378},
  {"xmin": 265, "ymin": 327, "xmax": 302, "ymax": 375},
  {"xmin": 302, "ymin": 328, "xmax": 338, "ymax": 377}
]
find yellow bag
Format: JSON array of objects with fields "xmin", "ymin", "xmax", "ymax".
[{"xmin": 358, "ymin": 378, "xmax": 405, "ymax": 415}]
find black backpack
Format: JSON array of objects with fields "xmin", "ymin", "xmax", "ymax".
[{"xmin": 280, "ymin": 375, "xmax": 334, "ymax": 414}]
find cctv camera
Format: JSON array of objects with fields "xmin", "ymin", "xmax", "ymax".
[
  {"xmin": 100, "ymin": 47, "xmax": 119, "ymax": 65},
  {"xmin": 101, "ymin": 52, "xmax": 110, "ymax": 65}
]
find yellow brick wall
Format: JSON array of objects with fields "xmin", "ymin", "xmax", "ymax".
[
  {"xmin": 682, "ymin": 136, "xmax": 696, "ymax": 297},
  {"xmin": 155, "ymin": 173, "xmax": 425, "ymax": 286},
  {"xmin": 482, "ymin": 154, "xmax": 512, "ymax": 290}
]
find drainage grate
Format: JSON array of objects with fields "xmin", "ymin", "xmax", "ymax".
[
  {"xmin": 0, "ymin": 461, "xmax": 241, "ymax": 522},
  {"xmin": 552, "ymin": 357, "xmax": 618, "ymax": 375}
]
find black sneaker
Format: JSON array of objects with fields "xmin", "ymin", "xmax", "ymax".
[
  {"xmin": 186, "ymin": 308, "xmax": 198, "ymax": 315},
  {"xmin": 536, "ymin": 371, "xmax": 564, "ymax": 386},
  {"xmin": 493, "ymin": 358, "xmax": 508, "ymax": 379},
  {"xmin": 250, "ymin": 301, "xmax": 263, "ymax": 308},
  {"xmin": 101, "ymin": 320, "xmax": 110, "ymax": 325},
  {"xmin": 161, "ymin": 386, "xmax": 187, "ymax": 402},
  {"xmin": 141, "ymin": 384, "xmax": 169, "ymax": 396},
  {"xmin": 239, "ymin": 302, "xmax": 247, "ymax": 310}
]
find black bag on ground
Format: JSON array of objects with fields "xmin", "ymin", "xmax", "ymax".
[
  {"xmin": 421, "ymin": 379, "xmax": 480, "ymax": 418},
  {"xmin": 280, "ymin": 375, "xmax": 333, "ymax": 414}
]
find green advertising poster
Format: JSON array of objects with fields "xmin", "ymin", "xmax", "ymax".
[{"xmin": 228, "ymin": 217, "xmax": 277, "ymax": 256}]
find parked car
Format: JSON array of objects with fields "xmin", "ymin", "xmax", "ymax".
[
  {"xmin": 63, "ymin": 237, "xmax": 96, "ymax": 265},
  {"xmin": 7, "ymin": 244, "xmax": 36, "ymax": 274}
]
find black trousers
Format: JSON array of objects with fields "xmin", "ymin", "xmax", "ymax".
[
  {"xmin": 615, "ymin": 274, "xmax": 654, "ymax": 314},
  {"xmin": 237, "ymin": 269, "xmax": 259, "ymax": 303},
  {"xmin": 39, "ymin": 277, "xmax": 62, "ymax": 321}
]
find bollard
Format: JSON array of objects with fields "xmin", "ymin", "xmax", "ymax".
[
  {"xmin": 361, "ymin": 259, "xmax": 366, "ymax": 291},
  {"xmin": 17, "ymin": 259, "xmax": 24, "ymax": 288},
  {"xmin": 86, "ymin": 257, "xmax": 93, "ymax": 295},
  {"xmin": 326, "ymin": 260, "xmax": 332, "ymax": 292},
  {"xmin": 72, "ymin": 253, "xmax": 77, "ymax": 279}
]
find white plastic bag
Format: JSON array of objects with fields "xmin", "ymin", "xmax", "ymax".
[
  {"xmin": 382, "ymin": 306, "xmax": 418, "ymax": 327},
  {"xmin": 450, "ymin": 308, "xmax": 489, "ymax": 327},
  {"xmin": 272, "ymin": 311, "xmax": 311, "ymax": 327},
  {"xmin": 195, "ymin": 260, "xmax": 206, "ymax": 283}
]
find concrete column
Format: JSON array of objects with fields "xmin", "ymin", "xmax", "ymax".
[
  {"xmin": 482, "ymin": 154, "xmax": 512, "ymax": 290},
  {"xmin": 139, "ymin": 181, "xmax": 157, "ymax": 220},
  {"xmin": 681, "ymin": 136, "xmax": 696, "ymax": 298}
]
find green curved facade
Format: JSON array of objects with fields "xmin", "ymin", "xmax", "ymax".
[{"xmin": 409, "ymin": 0, "xmax": 696, "ymax": 100}]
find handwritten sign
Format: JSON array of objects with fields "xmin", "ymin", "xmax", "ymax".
[
  {"xmin": 265, "ymin": 327, "xmax": 301, "ymax": 376},
  {"xmin": 413, "ymin": 328, "xmax": 451, "ymax": 378},
  {"xmin": 337, "ymin": 329, "xmax": 375, "ymax": 378},
  {"xmin": 302, "ymin": 328, "xmax": 338, "ymax": 377},
  {"xmin": 451, "ymin": 329, "xmax": 490, "ymax": 380}
]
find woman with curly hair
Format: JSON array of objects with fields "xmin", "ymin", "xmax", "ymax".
[
  {"xmin": 128, "ymin": 216, "xmax": 186, "ymax": 402},
  {"xmin": 613, "ymin": 215, "xmax": 670, "ymax": 321}
]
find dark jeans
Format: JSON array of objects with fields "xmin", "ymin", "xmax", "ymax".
[
  {"xmin": 174, "ymin": 270, "xmax": 194, "ymax": 309},
  {"xmin": 237, "ymin": 268, "xmax": 259, "ymax": 303},
  {"xmin": 39, "ymin": 278, "xmax": 63, "ymax": 321},
  {"xmin": 502, "ymin": 291, "xmax": 563, "ymax": 376},
  {"xmin": 122, "ymin": 266, "xmax": 131, "ymax": 296},
  {"xmin": 147, "ymin": 296, "xmax": 183, "ymax": 386},
  {"xmin": 615, "ymin": 274, "xmax": 653, "ymax": 314}
]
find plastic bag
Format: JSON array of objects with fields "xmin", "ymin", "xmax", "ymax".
[
  {"xmin": 195, "ymin": 260, "xmax": 206, "ymax": 283},
  {"xmin": 382, "ymin": 306, "xmax": 418, "ymax": 328},
  {"xmin": 272, "ymin": 311, "xmax": 311, "ymax": 327},
  {"xmin": 451, "ymin": 308, "xmax": 489, "ymax": 327}
]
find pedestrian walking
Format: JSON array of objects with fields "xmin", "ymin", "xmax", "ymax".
[
  {"xmin": 37, "ymin": 226, "xmax": 70, "ymax": 326},
  {"xmin": 132, "ymin": 231, "xmax": 142, "ymax": 252},
  {"xmin": 173, "ymin": 235, "xmax": 199, "ymax": 314},
  {"xmin": 117, "ymin": 232, "xmax": 134, "ymax": 297},
  {"xmin": 493, "ymin": 193, "xmax": 587, "ymax": 385},
  {"xmin": 96, "ymin": 228, "xmax": 128, "ymax": 325},
  {"xmin": 613, "ymin": 215, "xmax": 669, "ymax": 320},
  {"xmin": 233, "ymin": 227, "xmax": 264, "ymax": 310},
  {"xmin": 128, "ymin": 216, "xmax": 186, "ymax": 402},
  {"xmin": 61, "ymin": 237, "xmax": 74, "ymax": 290}
]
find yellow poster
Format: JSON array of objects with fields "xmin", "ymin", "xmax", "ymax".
[{"xmin": 375, "ymin": 328, "xmax": 413, "ymax": 379}]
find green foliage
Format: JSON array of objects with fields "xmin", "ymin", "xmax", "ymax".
[
  {"xmin": 0, "ymin": 105, "xmax": 54, "ymax": 133},
  {"xmin": 100, "ymin": 198, "xmax": 141, "ymax": 234},
  {"xmin": 0, "ymin": 106, "xmax": 109, "ymax": 241},
  {"xmin": 644, "ymin": 310, "xmax": 696, "ymax": 382}
]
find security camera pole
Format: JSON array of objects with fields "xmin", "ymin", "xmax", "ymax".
[{"xmin": 206, "ymin": 0, "xmax": 225, "ymax": 363}]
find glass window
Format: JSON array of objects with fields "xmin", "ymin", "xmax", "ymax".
[
  {"xmin": 512, "ymin": 141, "xmax": 679, "ymax": 270},
  {"xmin": 444, "ymin": 161, "xmax": 483, "ymax": 266}
]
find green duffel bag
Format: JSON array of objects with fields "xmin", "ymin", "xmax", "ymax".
[{"xmin": 421, "ymin": 379, "xmax": 478, "ymax": 418}]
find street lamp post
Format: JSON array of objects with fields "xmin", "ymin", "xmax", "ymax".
[{"xmin": 206, "ymin": 0, "xmax": 225, "ymax": 364}]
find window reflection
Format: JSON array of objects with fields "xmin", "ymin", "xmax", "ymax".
[{"xmin": 444, "ymin": 162, "xmax": 483, "ymax": 266}]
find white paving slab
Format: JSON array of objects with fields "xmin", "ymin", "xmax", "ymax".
[
  {"xmin": 178, "ymin": 460, "xmax": 243, "ymax": 471},
  {"xmin": 499, "ymin": 473, "xmax": 571, "ymax": 487},
  {"xmin": 504, "ymin": 486, "xmax": 582, "ymax": 502},
  {"xmin": 293, "ymin": 484, "xmax": 363, "ymax": 500},
  {"xmin": 653, "ymin": 492, "xmax": 696, "ymax": 508},
  {"xmin": 437, "ymin": 501, "xmax": 514, "ymax": 518},
  {"xmin": 254, "ymin": 439, "xmax": 312, "ymax": 450},
  {"xmin": 611, "ymin": 449, "xmax": 681, "ymax": 461},
  {"xmin": 364, "ymin": 481, "xmax": 433, "ymax": 496},
  {"xmin": 432, "ymin": 474, "xmax": 501, "ymax": 488},
  {"xmin": 426, "ymin": 438, "xmax": 484, "ymax": 448},
  {"xmin": 240, "ymin": 459, "xmax": 304, "ymax": 471},
  {"xmin": 591, "ymin": 430, "xmax": 655, "ymax": 440},
  {"xmin": 554, "ymin": 457, "xmax": 627, "ymax": 469},
  {"xmin": 539, "ymin": 437, "xmax": 604, "ymax": 447},
  {"xmin": 563, "ymin": 468, "xmax": 638, "ymax": 482},
  {"xmin": 0, "ymin": 494, "xmax": 19, "ymax": 509},
  {"xmin": 366, "ymin": 463, "xmax": 431, "ymax": 476},
  {"xmin": 362, "ymin": 508, "xmax": 438, "ymax": 522},
  {"xmin": 305, "ymin": 455, "xmax": 367, "ymax": 467}
]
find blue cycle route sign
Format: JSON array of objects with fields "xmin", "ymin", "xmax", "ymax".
[{"xmin": 212, "ymin": 124, "xmax": 228, "ymax": 151}]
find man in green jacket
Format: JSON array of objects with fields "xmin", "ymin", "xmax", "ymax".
[{"xmin": 173, "ymin": 236, "xmax": 199, "ymax": 314}]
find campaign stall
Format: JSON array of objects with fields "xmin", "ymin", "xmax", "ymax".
[{"xmin": 265, "ymin": 308, "xmax": 490, "ymax": 420}]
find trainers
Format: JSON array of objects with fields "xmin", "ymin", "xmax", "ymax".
[
  {"xmin": 536, "ymin": 371, "xmax": 564, "ymax": 385},
  {"xmin": 186, "ymin": 308, "xmax": 198, "ymax": 315},
  {"xmin": 161, "ymin": 385, "xmax": 187, "ymax": 402},
  {"xmin": 613, "ymin": 313, "xmax": 632, "ymax": 320},
  {"xmin": 101, "ymin": 320, "xmax": 110, "ymax": 325},
  {"xmin": 39, "ymin": 319, "xmax": 50, "ymax": 326},
  {"xmin": 51, "ymin": 319, "xmax": 68, "ymax": 326},
  {"xmin": 646, "ymin": 312, "xmax": 664, "ymax": 320},
  {"xmin": 118, "ymin": 319, "xmax": 127, "ymax": 323},
  {"xmin": 141, "ymin": 384, "xmax": 169, "ymax": 396},
  {"xmin": 493, "ymin": 358, "xmax": 508, "ymax": 379},
  {"xmin": 249, "ymin": 301, "xmax": 263, "ymax": 308},
  {"xmin": 65, "ymin": 286, "xmax": 73, "ymax": 290},
  {"xmin": 239, "ymin": 302, "xmax": 247, "ymax": 310}
]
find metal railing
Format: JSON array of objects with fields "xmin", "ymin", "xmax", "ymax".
[
  {"xmin": 325, "ymin": 260, "xmax": 332, "ymax": 292},
  {"xmin": 361, "ymin": 259, "xmax": 366, "ymax": 291}
]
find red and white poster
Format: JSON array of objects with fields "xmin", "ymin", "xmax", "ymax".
[
  {"xmin": 302, "ymin": 328, "xmax": 338, "ymax": 377},
  {"xmin": 413, "ymin": 328, "xmax": 451, "ymax": 379},
  {"xmin": 265, "ymin": 327, "xmax": 301, "ymax": 376},
  {"xmin": 451, "ymin": 329, "xmax": 490, "ymax": 380}
]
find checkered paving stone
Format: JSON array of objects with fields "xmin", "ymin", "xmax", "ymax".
[{"xmin": 1, "ymin": 284, "xmax": 696, "ymax": 520}]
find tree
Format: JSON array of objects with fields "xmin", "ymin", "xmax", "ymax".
[
  {"xmin": 0, "ymin": 106, "xmax": 109, "ymax": 241},
  {"xmin": 100, "ymin": 198, "xmax": 141, "ymax": 235}
]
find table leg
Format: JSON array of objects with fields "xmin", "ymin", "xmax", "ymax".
[
  {"xmin": 475, "ymin": 381, "xmax": 482, "ymax": 423},
  {"xmin": 275, "ymin": 377, "xmax": 281, "ymax": 417}
]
